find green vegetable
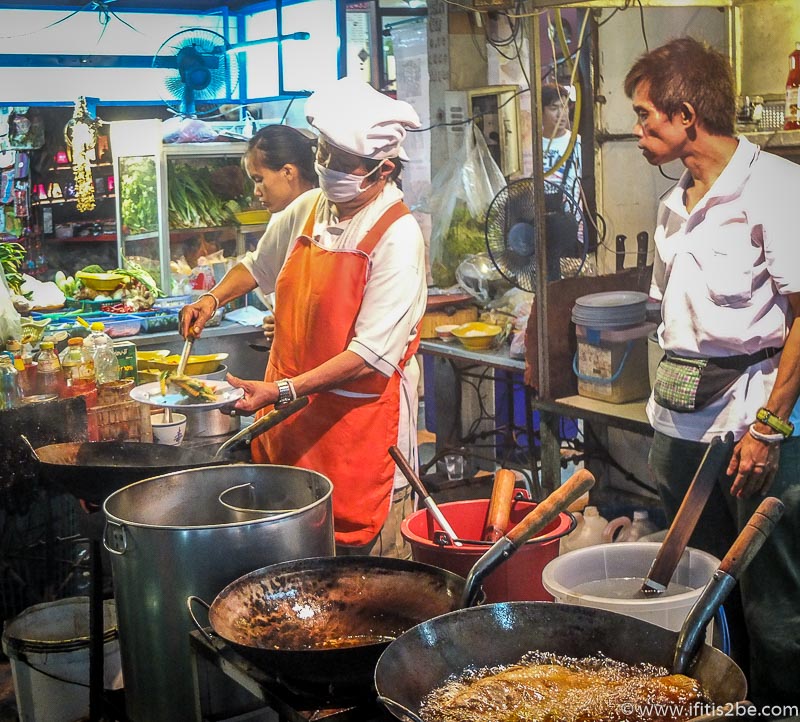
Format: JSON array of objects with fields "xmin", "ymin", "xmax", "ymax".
[
  {"xmin": 119, "ymin": 158, "xmax": 158, "ymax": 235},
  {"xmin": 80, "ymin": 264, "xmax": 105, "ymax": 274},
  {"xmin": 115, "ymin": 257, "xmax": 163, "ymax": 299},
  {"xmin": 0, "ymin": 241, "xmax": 27, "ymax": 295},
  {"xmin": 433, "ymin": 204, "xmax": 486, "ymax": 286}
]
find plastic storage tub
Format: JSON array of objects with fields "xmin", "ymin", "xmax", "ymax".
[
  {"xmin": 1, "ymin": 597, "xmax": 122, "ymax": 722},
  {"xmin": 573, "ymin": 322, "xmax": 656, "ymax": 403},
  {"xmin": 402, "ymin": 498, "xmax": 574, "ymax": 603},
  {"xmin": 542, "ymin": 542, "xmax": 719, "ymax": 636}
]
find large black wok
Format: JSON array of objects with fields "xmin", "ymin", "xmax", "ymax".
[
  {"xmin": 375, "ymin": 497, "xmax": 785, "ymax": 722},
  {"xmin": 24, "ymin": 398, "xmax": 308, "ymax": 504},
  {"xmin": 188, "ymin": 470, "xmax": 596, "ymax": 705}
]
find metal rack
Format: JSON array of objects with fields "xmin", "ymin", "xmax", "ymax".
[{"xmin": 190, "ymin": 632, "xmax": 392, "ymax": 722}]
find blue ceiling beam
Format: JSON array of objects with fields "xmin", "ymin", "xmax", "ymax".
[{"xmin": 0, "ymin": 54, "xmax": 156, "ymax": 68}]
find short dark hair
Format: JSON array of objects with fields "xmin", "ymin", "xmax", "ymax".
[
  {"xmin": 623, "ymin": 36, "xmax": 735, "ymax": 137},
  {"xmin": 541, "ymin": 84, "xmax": 570, "ymax": 108},
  {"xmin": 245, "ymin": 124, "xmax": 318, "ymax": 186}
]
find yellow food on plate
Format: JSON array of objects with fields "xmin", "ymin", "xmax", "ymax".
[
  {"xmin": 149, "ymin": 352, "xmax": 229, "ymax": 376},
  {"xmin": 159, "ymin": 371, "xmax": 218, "ymax": 403}
]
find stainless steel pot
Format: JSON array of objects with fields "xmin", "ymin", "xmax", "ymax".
[
  {"xmin": 102, "ymin": 464, "xmax": 334, "ymax": 722},
  {"xmin": 184, "ymin": 407, "xmax": 241, "ymax": 438},
  {"xmin": 185, "ymin": 365, "xmax": 242, "ymax": 437}
]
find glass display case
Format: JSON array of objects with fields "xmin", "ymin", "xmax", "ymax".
[{"xmin": 110, "ymin": 119, "xmax": 268, "ymax": 295}]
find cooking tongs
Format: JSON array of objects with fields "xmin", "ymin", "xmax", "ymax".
[{"xmin": 164, "ymin": 337, "xmax": 194, "ymax": 423}]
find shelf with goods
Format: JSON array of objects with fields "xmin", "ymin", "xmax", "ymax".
[
  {"xmin": 31, "ymin": 146, "xmax": 119, "ymax": 276},
  {"xmin": 111, "ymin": 119, "xmax": 267, "ymax": 297}
]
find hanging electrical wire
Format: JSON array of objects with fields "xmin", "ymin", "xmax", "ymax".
[{"xmin": 0, "ymin": 0, "xmax": 140, "ymax": 41}]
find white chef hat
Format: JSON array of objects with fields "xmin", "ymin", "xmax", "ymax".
[{"xmin": 305, "ymin": 77, "xmax": 421, "ymax": 161}]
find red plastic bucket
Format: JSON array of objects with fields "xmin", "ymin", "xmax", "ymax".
[{"xmin": 401, "ymin": 498, "xmax": 574, "ymax": 602}]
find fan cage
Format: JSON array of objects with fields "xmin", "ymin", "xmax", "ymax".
[
  {"xmin": 485, "ymin": 177, "xmax": 585, "ymax": 292},
  {"xmin": 154, "ymin": 28, "xmax": 241, "ymax": 116}
]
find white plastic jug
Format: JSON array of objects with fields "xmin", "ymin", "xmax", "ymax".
[
  {"xmin": 627, "ymin": 510, "xmax": 659, "ymax": 541},
  {"xmin": 560, "ymin": 506, "xmax": 608, "ymax": 554},
  {"xmin": 603, "ymin": 515, "xmax": 632, "ymax": 543}
]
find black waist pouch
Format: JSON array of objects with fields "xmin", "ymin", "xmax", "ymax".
[{"xmin": 653, "ymin": 347, "xmax": 781, "ymax": 413}]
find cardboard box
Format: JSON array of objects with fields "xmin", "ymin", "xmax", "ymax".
[{"xmin": 112, "ymin": 340, "xmax": 138, "ymax": 383}]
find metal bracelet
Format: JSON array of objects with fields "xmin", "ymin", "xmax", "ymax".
[{"xmin": 198, "ymin": 291, "xmax": 220, "ymax": 314}]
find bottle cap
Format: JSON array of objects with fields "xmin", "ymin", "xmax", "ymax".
[
  {"xmin": 68, "ymin": 337, "xmax": 84, "ymax": 346},
  {"xmin": 90, "ymin": 322, "xmax": 105, "ymax": 331},
  {"xmin": 40, "ymin": 341, "xmax": 54, "ymax": 350}
]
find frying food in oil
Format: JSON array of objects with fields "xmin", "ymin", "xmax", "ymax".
[{"xmin": 420, "ymin": 651, "xmax": 709, "ymax": 722}]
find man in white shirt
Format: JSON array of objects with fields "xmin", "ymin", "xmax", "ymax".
[{"xmin": 625, "ymin": 37, "xmax": 800, "ymax": 708}]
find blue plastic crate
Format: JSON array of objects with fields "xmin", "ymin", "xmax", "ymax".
[{"xmin": 136, "ymin": 309, "xmax": 180, "ymax": 333}]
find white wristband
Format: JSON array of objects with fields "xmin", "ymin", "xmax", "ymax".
[
  {"xmin": 748, "ymin": 424, "xmax": 784, "ymax": 444},
  {"xmin": 198, "ymin": 291, "xmax": 220, "ymax": 314}
]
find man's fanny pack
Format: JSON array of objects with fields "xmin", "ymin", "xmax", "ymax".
[{"xmin": 653, "ymin": 347, "xmax": 781, "ymax": 413}]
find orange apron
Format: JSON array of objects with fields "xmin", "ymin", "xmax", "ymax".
[{"xmin": 251, "ymin": 200, "xmax": 420, "ymax": 546}]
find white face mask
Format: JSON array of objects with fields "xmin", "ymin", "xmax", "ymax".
[{"xmin": 314, "ymin": 161, "xmax": 384, "ymax": 203}]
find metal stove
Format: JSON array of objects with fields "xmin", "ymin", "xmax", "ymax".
[{"xmin": 190, "ymin": 630, "xmax": 394, "ymax": 722}]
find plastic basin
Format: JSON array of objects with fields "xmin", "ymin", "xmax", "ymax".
[
  {"xmin": 402, "ymin": 498, "xmax": 573, "ymax": 602},
  {"xmin": 542, "ymin": 542, "xmax": 719, "ymax": 633}
]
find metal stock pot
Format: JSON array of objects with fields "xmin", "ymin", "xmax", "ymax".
[{"xmin": 102, "ymin": 463, "xmax": 334, "ymax": 722}]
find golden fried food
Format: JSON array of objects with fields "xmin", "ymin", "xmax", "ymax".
[
  {"xmin": 159, "ymin": 371, "xmax": 217, "ymax": 402},
  {"xmin": 421, "ymin": 655, "xmax": 709, "ymax": 722}
]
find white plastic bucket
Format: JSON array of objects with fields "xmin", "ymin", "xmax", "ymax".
[
  {"xmin": 542, "ymin": 542, "xmax": 719, "ymax": 637},
  {"xmin": 1, "ymin": 597, "xmax": 122, "ymax": 722}
]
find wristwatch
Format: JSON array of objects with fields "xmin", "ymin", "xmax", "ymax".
[
  {"xmin": 756, "ymin": 407, "xmax": 794, "ymax": 438},
  {"xmin": 275, "ymin": 379, "xmax": 294, "ymax": 408}
]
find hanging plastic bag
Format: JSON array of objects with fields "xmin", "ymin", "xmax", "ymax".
[
  {"xmin": 0, "ymin": 272, "xmax": 22, "ymax": 346},
  {"xmin": 424, "ymin": 125, "xmax": 506, "ymax": 287}
]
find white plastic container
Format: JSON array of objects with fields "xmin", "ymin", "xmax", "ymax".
[
  {"xmin": 559, "ymin": 506, "xmax": 608, "ymax": 555},
  {"xmin": 542, "ymin": 542, "xmax": 719, "ymax": 637},
  {"xmin": 603, "ymin": 510, "xmax": 659, "ymax": 543},
  {"xmin": 628, "ymin": 510, "xmax": 659, "ymax": 541},
  {"xmin": 574, "ymin": 322, "xmax": 656, "ymax": 403},
  {"xmin": 1, "ymin": 597, "xmax": 122, "ymax": 722},
  {"xmin": 648, "ymin": 330, "xmax": 662, "ymax": 389}
]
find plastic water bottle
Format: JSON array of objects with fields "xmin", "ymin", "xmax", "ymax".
[
  {"xmin": 61, "ymin": 337, "xmax": 97, "ymax": 407},
  {"xmin": 36, "ymin": 340, "xmax": 65, "ymax": 397},
  {"xmin": 0, "ymin": 352, "xmax": 22, "ymax": 409},
  {"xmin": 85, "ymin": 322, "xmax": 119, "ymax": 384}
]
